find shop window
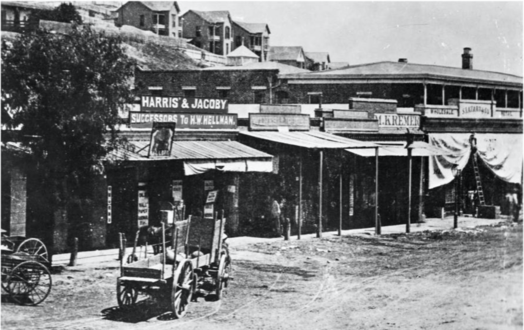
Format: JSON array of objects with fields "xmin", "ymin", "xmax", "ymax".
[{"xmin": 254, "ymin": 91, "xmax": 266, "ymax": 104}]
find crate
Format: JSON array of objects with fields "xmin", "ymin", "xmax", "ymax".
[{"xmin": 477, "ymin": 205, "xmax": 501, "ymax": 219}]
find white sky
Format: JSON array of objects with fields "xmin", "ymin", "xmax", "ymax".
[{"xmin": 178, "ymin": 1, "xmax": 523, "ymax": 76}]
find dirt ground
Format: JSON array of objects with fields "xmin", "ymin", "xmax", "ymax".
[{"xmin": 2, "ymin": 221, "xmax": 522, "ymax": 330}]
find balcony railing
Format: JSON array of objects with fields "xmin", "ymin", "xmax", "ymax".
[{"xmin": 1, "ymin": 20, "xmax": 28, "ymax": 33}]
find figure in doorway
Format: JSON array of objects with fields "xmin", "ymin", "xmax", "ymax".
[{"xmin": 270, "ymin": 196, "xmax": 282, "ymax": 237}]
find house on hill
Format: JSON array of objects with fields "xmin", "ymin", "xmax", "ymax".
[
  {"xmin": 115, "ymin": 1, "xmax": 181, "ymax": 38},
  {"xmin": 268, "ymin": 46, "xmax": 307, "ymax": 69},
  {"xmin": 232, "ymin": 21, "xmax": 270, "ymax": 62},
  {"xmin": 181, "ymin": 10, "xmax": 233, "ymax": 56},
  {"xmin": 1, "ymin": 1, "xmax": 54, "ymax": 33},
  {"xmin": 226, "ymin": 45, "xmax": 259, "ymax": 66},
  {"xmin": 305, "ymin": 52, "xmax": 330, "ymax": 71}
]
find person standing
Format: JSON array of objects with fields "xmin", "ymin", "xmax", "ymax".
[{"xmin": 270, "ymin": 196, "xmax": 282, "ymax": 237}]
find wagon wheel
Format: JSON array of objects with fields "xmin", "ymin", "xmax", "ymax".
[
  {"xmin": 16, "ymin": 238, "xmax": 49, "ymax": 262},
  {"xmin": 7, "ymin": 260, "xmax": 52, "ymax": 306},
  {"xmin": 215, "ymin": 253, "xmax": 231, "ymax": 300},
  {"xmin": 171, "ymin": 260, "xmax": 194, "ymax": 319},
  {"xmin": 117, "ymin": 281, "xmax": 138, "ymax": 308}
]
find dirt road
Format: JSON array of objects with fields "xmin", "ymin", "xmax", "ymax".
[{"xmin": 2, "ymin": 221, "xmax": 522, "ymax": 330}]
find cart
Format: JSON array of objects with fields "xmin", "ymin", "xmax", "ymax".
[
  {"xmin": 117, "ymin": 212, "xmax": 232, "ymax": 319},
  {"xmin": 1, "ymin": 233, "xmax": 52, "ymax": 306}
]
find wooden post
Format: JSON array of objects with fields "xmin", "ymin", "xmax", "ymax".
[
  {"xmin": 423, "ymin": 83, "xmax": 427, "ymax": 106},
  {"xmin": 339, "ymin": 174, "xmax": 343, "ymax": 236},
  {"xmin": 318, "ymin": 150, "xmax": 323, "ymax": 238},
  {"xmin": 173, "ymin": 228, "xmax": 179, "ymax": 277},
  {"xmin": 442, "ymin": 85, "xmax": 445, "ymax": 105},
  {"xmin": 162, "ymin": 223, "xmax": 166, "ymax": 278},
  {"xmin": 68, "ymin": 237, "xmax": 78, "ymax": 267},
  {"xmin": 298, "ymin": 150, "xmax": 303, "ymax": 240},
  {"xmin": 118, "ymin": 232, "xmax": 124, "ymax": 261},
  {"xmin": 407, "ymin": 148, "xmax": 412, "ymax": 233},
  {"xmin": 375, "ymin": 147, "xmax": 380, "ymax": 235},
  {"xmin": 284, "ymin": 218, "xmax": 290, "ymax": 240}
]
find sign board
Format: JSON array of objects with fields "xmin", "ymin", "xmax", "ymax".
[
  {"xmin": 206, "ymin": 190, "xmax": 218, "ymax": 204},
  {"xmin": 322, "ymin": 118, "xmax": 378, "ymax": 133},
  {"xmin": 204, "ymin": 203, "xmax": 214, "ymax": 219},
  {"xmin": 137, "ymin": 185, "xmax": 149, "ymax": 227},
  {"xmin": 130, "ymin": 111, "xmax": 237, "ymax": 129},
  {"xmin": 249, "ymin": 113, "xmax": 310, "ymax": 131},
  {"xmin": 497, "ymin": 110, "xmax": 521, "ymax": 118},
  {"xmin": 141, "ymin": 96, "xmax": 228, "ymax": 113},
  {"xmin": 374, "ymin": 114, "xmax": 420, "ymax": 128},
  {"xmin": 172, "ymin": 180, "xmax": 183, "ymax": 202},
  {"xmin": 107, "ymin": 186, "xmax": 112, "ymax": 224},
  {"xmin": 419, "ymin": 106, "xmax": 458, "ymax": 117},
  {"xmin": 148, "ymin": 122, "xmax": 175, "ymax": 157},
  {"xmin": 204, "ymin": 180, "xmax": 214, "ymax": 191},
  {"xmin": 260, "ymin": 104, "xmax": 302, "ymax": 114}
]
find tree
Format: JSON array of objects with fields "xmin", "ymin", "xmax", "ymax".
[
  {"xmin": 29, "ymin": 3, "xmax": 83, "ymax": 27},
  {"xmin": 2, "ymin": 24, "xmax": 135, "ymax": 251}
]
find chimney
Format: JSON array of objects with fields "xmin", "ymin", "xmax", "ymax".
[
  {"xmin": 462, "ymin": 47, "xmax": 473, "ymax": 70},
  {"xmin": 398, "ymin": 58, "xmax": 408, "ymax": 63}
]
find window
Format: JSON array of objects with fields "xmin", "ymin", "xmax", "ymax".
[
  {"xmin": 218, "ymin": 90, "xmax": 229, "ymax": 99},
  {"xmin": 308, "ymin": 93, "xmax": 322, "ymax": 104},
  {"xmin": 254, "ymin": 91, "xmax": 266, "ymax": 104},
  {"xmin": 153, "ymin": 14, "xmax": 165, "ymax": 25},
  {"xmin": 225, "ymin": 26, "xmax": 230, "ymax": 39},
  {"xmin": 172, "ymin": 15, "xmax": 176, "ymax": 27},
  {"xmin": 196, "ymin": 26, "xmax": 201, "ymax": 37},
  {"xmin": 184, "ymin": 90, "xmax": 195, "ymax": 98},
  {"xmin": 250, "ymin": 36, "xmax": 254, "ymax": 46},
  {"xmin": 178, "ymin": 30, "xmax": 182, "ymax": 38},
  {"xmin": 276, "ymin": 91, "xmax": 289, "ymax": 104},
  {"xmin": 151, "ymin": 89, "xmax": 162, "ymax": 96},
  {"xmin": 209, "ymin": 42, "xmax": 214, "ymax": 52},
  {"xmin": 226, "ymin": 44, "xmax": 229, "ymax": 55},
  {"xmin": 139, "ymin": 15, "xmax": 144, "ymax": 27},
  {"xmin": 235, "ymin": 36, "xmax": 242, "ymax": 47},
  {"xmin": 208, "ymin": 26, "xmax": 214, "ymax": 36}
]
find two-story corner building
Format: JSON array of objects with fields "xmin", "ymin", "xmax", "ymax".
[
  {"xmin": 1, "ymin": 1, "xmax": 54, "ymax": 33},
  {"xmin": 305, "ymin": 52, "xmax": 331, "ymax": 71},
  {"xmin": 232, "ymin": 21, "xmax": 270, "ymax": 62},
  {"xmin": 181, "ymin": 10, "xmax": 233, "ymax": 56},
  {"xmin": 268, "ymin": 46, "xmax": 307, "ymax": 69},
  {"xmin": 115, "ymin": 1, "xmax": 181, "ymax": 38}
]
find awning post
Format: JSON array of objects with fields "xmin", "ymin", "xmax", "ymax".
[
  {"xmin": 298, "ymin": 150, "xmax": 302, "ymax": 240},
  {"xmin": 339, "ymin": 173, "xmax": 343, "ymax": 236},
  {"xmin": 375, "ymin": 147, "xmax": 380, "ymax": 235},
  {"xmin": 407, "ymin": 147, "xmax": 412, "ymax": 233},
  {"xmin": 318, "ymin": 150, "xmax": 323, "ymax": 238}
]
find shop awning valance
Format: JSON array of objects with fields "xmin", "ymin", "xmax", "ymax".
[
  {"xmin": 239, "ymin": 131, "xmax": 379, "ymax": 149},
  {"xmin": 428, "ymin": 133, "xmax": 523, "ymax": 189},
  {"xmin": 107, "ymin": 140, "xmax": 274, "ymax": 176}
]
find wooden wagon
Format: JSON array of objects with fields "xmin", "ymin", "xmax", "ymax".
[
  {"xmin": 1, "ymin": 233, "xmax": 52, "ymax": 306},
  {"xmin": 116, "ymin": 212, "xmax": 232, "ymax": 318}
]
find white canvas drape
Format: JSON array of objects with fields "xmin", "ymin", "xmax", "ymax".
[
  {"xmin": 428, "ymin": 133, "xmax": 523, "ymax": 189},
  {"xmin": 184, "ymin": 159, "xmax": 273, "ymax": 176}
]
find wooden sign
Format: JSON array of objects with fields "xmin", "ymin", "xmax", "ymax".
[
  {"xmin": 249, "ymin": 113, "xmax": 310, "ymax": 131},
  {"xmin": 130, "ymin": 112, "xmax": 237, "ymax": 129},
  {"xmin": 141, "ymin": 96, "xmax": 228, "ymax": 113}
]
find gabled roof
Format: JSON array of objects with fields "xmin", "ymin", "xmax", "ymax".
[
  {"xmin": 268, "ymin": 46, "xmax": 305, "ymax": 61},
  {"xmin": 183, "ymin": 10, "xmax": 231, "ymax": 24},
  {"xmin": 281, "ymin": 61, "xmax": 523, "ymax": 87},
  {"xmin": 227, "ymin": 45, "xmax": 259, "ymax": 58},
  {"xmin": 233, "ymin": 21, "xmax": 270, "ymax": 34},
  {"xmin": 305, "ymin": 52, "xmax": 330, "ymax": 64},
  {"xmin": 118, "ymin": 1, "xmax": 180, "ymax": 13}
]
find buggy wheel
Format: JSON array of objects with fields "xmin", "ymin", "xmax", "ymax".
[
  {"xmin": 16, "ymin": 238, "xmax": 49, "ymax": 262},
  {"xmin": 7, "ymin": 260, "xmax": 52, "ymax": 306},
  {"xmin": 171, "ymin": 260, "xmax": 194, "ymax": 319},
  {"xmin": 216, "ymin": 253, "xmax": 231, "ymax": 300},
  {"xmin": 117, "ymin": 281, "xmax": 138, "ymax": 308}
]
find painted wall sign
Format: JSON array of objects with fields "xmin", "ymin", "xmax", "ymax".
[
  {"xmin": 249, "ymin": 114, "xmax": 310, "ymax": 131},
  {"xmin": 374, "ymin": 114, "xmax": 420, "ymax": 127},
  {"xmin": 137, "ymin": 185, "xmax": 149, "ymax": 227},
  {"xmin": 172, "ymin": 180, "xmax": 183, "ymax": 202},
  {"xmin": 107, "ymin": 186, "xmax": 112, "ymax": 224},
  {"xmin": 141, "ymin": 96, "xmax": 228, "ymax": 113},
  {"xmin": 497, "ymin": 110, "xmax": 521, "ymax": 119},
  {"xmin": 419, "ymin": 106, "xmax": 458, "ymax": 117},
  {"xmin": 129, "ymin": 111, "xmax": 237, "ymax": 129},
  {"xmin": 459, "ymin": 102, "xmax": 491, "ymax": 118},
  {"xmin": 323, "ymin": 118, "xmax": 378, "ymax": 132}
]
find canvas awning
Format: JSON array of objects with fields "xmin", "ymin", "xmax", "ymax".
[
  {"xmin": 346, "ymin": 141, "xmax": 453, "ymax": 157},
  {"xmin": 107, "ymin": 140, "xmax": 274, "ymax": 176},
  {"xmin": 239, "ymin": 131, "xmax": 379, "ymax": 149}
]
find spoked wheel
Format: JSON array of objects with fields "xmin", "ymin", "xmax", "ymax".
[
  {"xmin": 171, "ymin": 260, "xmax": 194, "ymax": 319},
  {"xmin": 7, "ymin": 260, "xmax": 52, "ymax": 306},
  {"xmin": 215, "ymin": 253, "xmax": 232, "ymax": 300},
  {"xmin": 16, "ymin": 239, "xmax": 49, "ymax": 262},
  {"xmin": 116, "ymin": 281, "xmax": 138, "ymax": 308}
]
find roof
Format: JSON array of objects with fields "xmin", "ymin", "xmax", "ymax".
[
  {"xmin": 240, "ymin": 131, "xmax": 379, "ymax": 149},
  {"xmin": 305, "ymin": 52, "xmax": 330, "ymax": 64},
  {"xmin": 184, "ymin": 10, "xmax": 231, "ymax": 24},
  {"xmin": 1, "ymin": 1, "xmax": 55, "ymax": 10},
  {"xmin": 268, "ymin": 46, "xmax": 305, "ymax": 62},
  {"xmin": 328, "ymin": 62, "xmax": 350, "ymax": 70},
  {"xmin": 227, "ymin": 45, "xmax": 259, "ymax": 58},
  {"xmin": 108, "ymin": 140, "xmax": 273, "ymax": 161},
  {"xmin": 202, "ymin": 61, "xmax": 310, "ymax": 74},
  {"xmin": 233, "ymin": 21, "xmax": 270, "ymax": 34},
  {"xmin": 281, "ymin": 61, "xmax": 522, "ymax": 87},
  {"xmin": 118, "ymin": 1, "xmax": 180, "ymax": 13}
]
